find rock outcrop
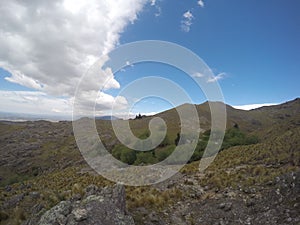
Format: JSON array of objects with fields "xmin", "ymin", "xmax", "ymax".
[{"xmin": 25, "ymin": 184, "xmax": 134, "ymax": 225}]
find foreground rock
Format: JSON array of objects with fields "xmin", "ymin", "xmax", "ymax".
[{"xmin": 24, "ymin": 184, "xmax": 134, "ymax": 225}]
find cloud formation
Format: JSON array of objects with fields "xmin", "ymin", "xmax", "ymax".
[
  {"xmin": 0, "ymin": 91, "xmax": 72, "ymax": 115},
  {"xmin": 207, "ymin": 72, "xmax": 226, "ymax": 83},
  {"xmin": 0, "ymin": 0, "xmax": 147, "ymax": 115},
  {"xmin": 181, "ymin": 11, "xmax": 194, "ymax": 32},
  {"xmin": 0, "ymin": 0, "xmax": 146, "ymax": 95},
  {"xmin": 150, "ymin": 0, "xmax": 156, "ymax": 6},
  {"xmin": 0, "ymin": 89, "xmax": 129, "ymax": 118},
  {"xmin": 198, "ymin": 0, "xmax": 205, "ymax": 8},
  {"xmin": 192, "ymin": 72, "xmax": 205, "ymax": 78}
]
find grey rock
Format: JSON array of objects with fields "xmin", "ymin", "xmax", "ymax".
[
  {"xmin": 84, "ymin": 184, "xmax": 98, "ymax": 197},
  {"xmin": 38, "ymin": 201, "xmax": 72, "ymax": 225},
  {"xmin": 72, "ymin": 208, "xmax": 87, "ymax": 222},
  {"xmin": 5, "ymin": 185, "xmax": 12, "ymax": 192},
  {"xmin": 34, "ymin": 184, "xmax": 134, "ymax": 225},
  {"xmin": 29, "ymin": 191, "xmax": 40, "ymax": 199},
  {"xmin": 148, "ymin": 211, "xmax": 159, "ymax": 222},
  {"xmin": 3, "ymin": 193, "xmax": 25, "ymax": 208},
  {"xmin": 218, "ymin": 203, "xmax": 226, "ymax": 209},
  {"xmin": 218, "ymin": 202, "xmax": 232, "ymax": 212},
  {"xmin": 31, "ymin": 203, "xmax": 45, "ymax": 214},
  {"xmin": 71, "ymin": 194, "xmax": 82, "ymax": 201}
]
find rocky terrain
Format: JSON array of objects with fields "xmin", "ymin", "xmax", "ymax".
[
  {"xmin": 24, "ymin": 184, "xmax": 134, "ymax": 225},
  {"xmin": 0, "ymin": 98, "xmax": 299, "ymax": 225}
]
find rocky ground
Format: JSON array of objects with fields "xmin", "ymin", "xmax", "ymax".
[
  {"xmin": 134, "ymin": 170, "xmax": 300, "ymax": 225},
  {"xmin": 24, "ymin": 184, "xmax": 134, "ymax": 225},
  {"xmin": 15, "ymin": 169, "xmax": 299, "ymax": 225}
]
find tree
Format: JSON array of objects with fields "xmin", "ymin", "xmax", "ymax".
[
  {"xmin": 120, "ymin": 148, "xmax": 136, "ymax": 165},
  {"xmin": 135, "ymin": 113, "xmax": 142, "ymax": 119},
  {"xmin": 112, "ymin": 145, "xmax": 137, "ymax": 165},
  {"xmin": 134, "ymin": 151, "xmax": 157, "ymax": 165}
]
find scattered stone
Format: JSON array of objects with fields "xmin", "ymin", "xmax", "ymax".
[
  {"xmin": 29, "ymin": 192, "xmax": 40, "ymax": 199},
  {"xmin": 5, "ymin": 185, "xmax": 12, "ymax": 192},
  {"xmin": 72, "ymin": 208, "xmax": 87, "ymax": 222},
  {"xmin": 219, "ymin": 219, "xmax": 227, "ymax": 225},
  {"xmin": 71, "ymin": 194, "xmax": 81, "ymax": 201},
  {"xmin": 3, "ymin": 193, "xmax": 25, "ymax": 208},
  {"xmin": 218, "ymin": 202, "xmax": 232, "ymax": 212},
  {"xmin": 148, "ymin": 211, "xmax": 159, "ymax": 222},
  {"xmin": 84, "ymin": 184, "xmax": 99, "ymax": 196},
  {"xmin": 218, "ymin": 203, "xmax": 226, "ymax": 209},
  {"xmin": 31, "ymin": 203, "xmax": 44, "ymax": 214},
  {"xmin": 204, "ymin": 186, "xmax": 209, "ymax": 191}
]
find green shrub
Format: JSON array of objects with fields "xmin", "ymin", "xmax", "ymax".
[
  {"xmin": 112, "ymin": 145, "xmax": 123, "ymax": 160},
  {"xmin": 120, "ymin": 148, "xmax": 137, "ymax": 165},
  {"xmin": 112, "ymin": 145, "xmax": 137, "ymax": 165},
  {"xmin": 155, "ymin": 145, "xmax": 175, "ymax": 161},
  {"xmin": 221, "ymin": 127, "xmax": 259, "ymax": 150},
  {"xmin": 134, "ymin": 151, "xmax": 158, "ymax": 165}
]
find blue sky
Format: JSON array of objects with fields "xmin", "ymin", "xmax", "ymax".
[
  {"xmin": 0, "ymin": 0, "xmax": 299, "ymax": 117},
  {"xmin": 119, "ymin": 0, "xmax": 300, "ymax": 106}
]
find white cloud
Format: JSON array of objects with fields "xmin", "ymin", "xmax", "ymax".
[
  {"xmin": 181, "ymin": 11, "xmax": 194, "ymax": 32},
  {"xmin": 4, "ymin": 70, "xmax": 44, "ymax": 90},
  {"xmin": 150, "ymin": 0, "xmax": 156, "ymax": 6},
  {"xmin": 0, "ymin": 91, "xmax": 72, "ymax": 115},
  {"xmin": 125, "ymin": 61, "xmax": 134, "ymax": 67},
  {"xmin": 149, "ymin": 0, "xmax": 161, "ymax": 17},
  {"xmin": 233, "ymin": 103, "xmax": 278, "ymax": 110},
  {"xmin": 75, "ymin": 90, "xmax": 128, "ymax": 111},
  {"xmin": 0, "ymin": 0, "xmax": 147, "ymax": 115},
  {"xmin": 197, "ymin": 0, "xmax": 205, "ymax": 8},
  {"xmin": 207, "ymin": 72, "xmax": 226, "ymax": 83},
  {"xmin": 0, "ymin": 90, "xmax": 129, "ymax": 118},
  {"xmin": 192, "ymin": 72, "xmax": 205, "ymax": 78},
  {"xmin": 183, "ymin": 11, "xmax": 193, "ymax": 20},
  {"xmin": 0, "ymin": 0, "xmax": 146, "ymax": 95},
  {"xmin": 155, "ymin": 6, "xmax": 162, "ymax": 17}
]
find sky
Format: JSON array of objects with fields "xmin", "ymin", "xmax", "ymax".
[{"xmin": 0, "ymin": 0, "xmax": 299, "ymax": 118}]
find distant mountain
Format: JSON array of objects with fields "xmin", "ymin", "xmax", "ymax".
[
  {"xmin": 0, "ymin": 111, "xmax": 71, "ymax": 122},
  {"xmin": 95, "ymin": 115, "xmax": 121, "ymax": 120},
  {"xmin": 0, "ymin": 111, "xmax": 123, "ymax": 122}
]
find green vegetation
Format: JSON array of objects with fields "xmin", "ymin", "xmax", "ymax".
[
  {"xmin": 111, "ymin": 126, "xmax": 258, "ymax": 166},
  {"xmin": 134, "ymin": 151, "xmax": 157, "ymax": 165},
  {"xmin": 181, "ymin": 126, "xmax": 300, "ymax": 189},
  {"xmin": 155, "ymin": 145, "xmax": 176, "ymax": 161},
  {"xmin": 221, "ymin": 127, "xmax": 259, "ymax": 149}
]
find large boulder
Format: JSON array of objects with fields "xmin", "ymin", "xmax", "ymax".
[{"xmin": 32, "ymin": 184, "xmax": 134, "ymax": 225}]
